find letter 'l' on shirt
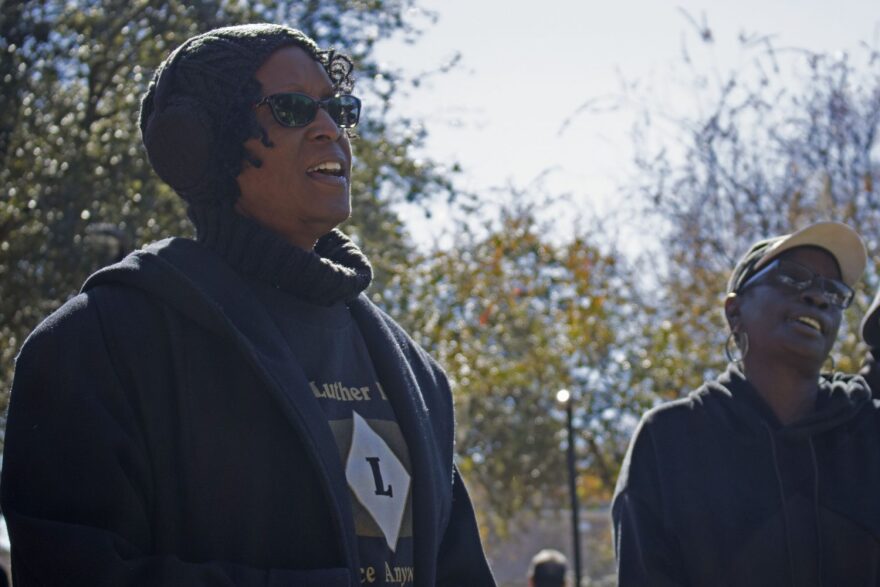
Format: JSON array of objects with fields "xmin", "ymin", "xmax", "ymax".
[{"xmin": 249, "ymin": 280, "xmax": 415, "ymax": 586}]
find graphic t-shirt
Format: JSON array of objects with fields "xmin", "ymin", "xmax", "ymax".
[{"xmin": 250, "ymin": 282, "xmax": 415, "ymax": 586}]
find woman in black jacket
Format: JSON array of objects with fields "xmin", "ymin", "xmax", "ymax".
[{"xmin": 613, "ymin": 222, "xmax": 880, "ymax": 586}]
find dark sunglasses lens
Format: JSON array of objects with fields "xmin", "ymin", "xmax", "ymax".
[
  {"xmin": 327, "ymin": 95, "xmax": 361, "ymax": 128},
  {"xmin": 270, "ymin": 94, "xmax": 318, "ymax": 127}
]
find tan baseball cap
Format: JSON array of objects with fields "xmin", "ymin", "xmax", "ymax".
[{"xmin": 728, "ymin": 221, "xmax": 867, "ymax": 294}]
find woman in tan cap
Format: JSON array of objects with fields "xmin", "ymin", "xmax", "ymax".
[{"xmin": 613, "ymin": 222, "xmax": 880, "ymax": 586}]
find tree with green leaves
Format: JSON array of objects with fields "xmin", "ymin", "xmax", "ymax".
[{"xmin": 388, "ymin": 199, "xmax": 651, "ymax": 534}]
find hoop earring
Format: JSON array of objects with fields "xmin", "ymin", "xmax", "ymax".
[{"xmin": 725, "ymin": 331, "xmax": 749, "ymax": 364}]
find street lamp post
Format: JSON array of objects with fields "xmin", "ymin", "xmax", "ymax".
[{"xmin": 556, "ymin": 389, "xmax": 582, "ymax": 587}]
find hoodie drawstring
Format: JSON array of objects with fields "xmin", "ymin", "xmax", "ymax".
[{"xmin": 766, "ymin": 424, "xmax": 796, "ymax": 587}]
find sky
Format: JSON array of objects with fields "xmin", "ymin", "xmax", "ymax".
[{"xmin": 373, "ymin": 0, "xmax": 880, "ymax": 250}]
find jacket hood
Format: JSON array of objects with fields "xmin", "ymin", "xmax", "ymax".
[
  {"xmin": 82, "ymin": 235, "xmax": 371, "ymax": 338},
  {"xmin": 693, "ymin": 364, "xmax": 872, "ymax": 439},
  {"xmin": 82, "ymin": 238, "xmax": 255, "ymax": 338}
]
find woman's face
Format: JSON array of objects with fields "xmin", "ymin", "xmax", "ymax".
[
  {"xmin": 729, "ymin": 246, "xmax": 844, "ymax": 370},
  {"xmin": 236, "ymin": 46, "xmax": 353, "ymax": 250}
]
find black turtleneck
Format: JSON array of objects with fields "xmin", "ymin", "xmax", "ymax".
[{"xmin": 190, "ymin": 202, "xmax": 373, "ymax": 306}]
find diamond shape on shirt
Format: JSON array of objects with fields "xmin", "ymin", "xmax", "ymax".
[{"xmin": 345, "ymin": 411, "xmax": 412, "ymax": 551}]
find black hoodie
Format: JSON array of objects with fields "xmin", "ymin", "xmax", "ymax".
[
  {"xmin": 613, "ymin": 365, "xmax": 880, "ymax": 586},
  {"xmin": 1, "ymin": 237, "xmax": 495, "ymax": 587}
]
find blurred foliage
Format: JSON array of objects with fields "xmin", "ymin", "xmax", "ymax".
[
  {"xmin": 0, "ymin": 0, "xmax": 456, "ymax": 407},
  {"xmin": 386, "ymin": 199, "xmax": 652, "ymax": 532},
  {"xmin": 625, "ymin": 29, "xmax": 880, "ymax": 396}
]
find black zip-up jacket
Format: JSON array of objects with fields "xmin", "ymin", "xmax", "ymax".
[
  {"xmin": 0, "ymin": 238, "xmax": 495, "ymax": 587},
  {"xmin": 612, "ymin": 365, "xmax": 880, "ymax": 586}
]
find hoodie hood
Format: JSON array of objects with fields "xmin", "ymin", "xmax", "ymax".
[
  {"xmin": 692, "ymin": 364, "xmax": 871, "ymax": 439},
  {"xmin": 82, "ymin": 232, "xmax": 372, "ymax": 339}
]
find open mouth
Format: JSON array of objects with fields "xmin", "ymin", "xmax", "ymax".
[
  {"xmin": 794, "ymin": 315, "xmax": 823, "ymax": 334},
  {"xmin": 306, "ymin": 161, "xmax": 345, "ymax": 178}
]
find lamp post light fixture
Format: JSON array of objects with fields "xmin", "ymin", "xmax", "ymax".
[{"xmin": 557, "ymin": 388, "xmax": 582, "ymax": 587}]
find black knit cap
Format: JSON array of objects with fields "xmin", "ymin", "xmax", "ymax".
[{"xmin": 139, "ymin": 25, "xmax": 324, "ymax": 210}]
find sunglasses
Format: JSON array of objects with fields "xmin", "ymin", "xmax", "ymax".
[
  {"xmin": 256, "ymin": 92, "xmax": 361, "ymax": 129},
  {"xmin": 738, "ymin": 258, "xmax": 854, "ymax": 309}
]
